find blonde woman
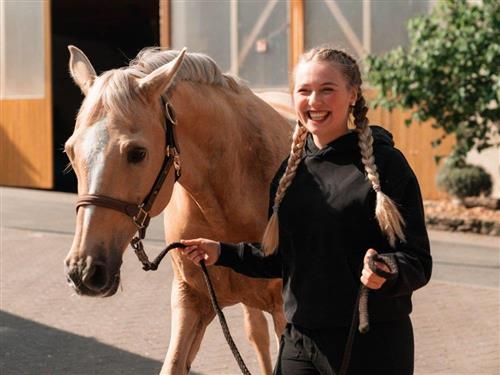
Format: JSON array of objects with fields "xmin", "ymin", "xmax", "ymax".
[{"xmin": 180, "ymin": 47, "xmax": 432, "ymax": 375}]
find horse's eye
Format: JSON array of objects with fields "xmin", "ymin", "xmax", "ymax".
[{"xmin": 127, "ymin": 147, "xmax": 147, "ymax": 164}]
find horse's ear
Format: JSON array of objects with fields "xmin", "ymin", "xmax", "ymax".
[
  {"xmin": 68, "ymin": 45, "xmax": 97, "ymax": 96},
  {"xmin": 138, "ymin": 48, "xmax": 187, "ymax": 98}
]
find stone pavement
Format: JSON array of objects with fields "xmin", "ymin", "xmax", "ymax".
[{"xmin": 1, "ymin": 187, "xmax": 499, "ymax": 375}]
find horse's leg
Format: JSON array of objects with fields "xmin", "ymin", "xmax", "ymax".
[
  {"xmin": 271, "ymin": 309, "xmax": 287, "ymax": 351},
  {"xmin": 242, "ymin": 305, "xmax": 273, "ymax": 375},
  {"xmin": 161, "ymin": 278, "xmax": 210, "ymax": 375},
  {"xmin": 186, "ymin": 311, "xmax": 215, "ymax": 368}
]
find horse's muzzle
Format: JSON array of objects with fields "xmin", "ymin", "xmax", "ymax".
[{"xmin": 65, "ymin": 255, "xmax": 121, "ymax": 297}]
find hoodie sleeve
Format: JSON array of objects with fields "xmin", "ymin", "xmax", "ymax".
[
  {"xmin": 215, "ymin": 160, "xmax": 288, "ymax": 279},
  {"xmin": 376, "ymin": 151, "xmax": 432, "ymax": 297}
]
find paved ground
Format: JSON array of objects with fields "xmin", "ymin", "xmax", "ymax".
[{"xmin": 1, "ymin": 187, "xmax": 499, "ymax": 374}]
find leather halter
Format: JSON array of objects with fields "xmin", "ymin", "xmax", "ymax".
[{"xmin": 75, "ymin": 97, "xmax": 181, "ymax": 267}]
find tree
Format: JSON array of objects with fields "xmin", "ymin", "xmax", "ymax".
[{"xmin": 366, "ymin": 0, "xmax": 499, "ymax": 166}]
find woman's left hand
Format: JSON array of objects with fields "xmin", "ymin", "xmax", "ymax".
[{"xmin": 360, "ymin": 248, "xmax": 390, "ymax": 290}]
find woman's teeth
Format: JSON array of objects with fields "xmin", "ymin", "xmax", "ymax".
[{"xmin": 308, "ymin": 111, "xmax": 329, "ymax": 121}]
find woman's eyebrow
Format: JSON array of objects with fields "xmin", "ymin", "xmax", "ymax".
[{"xmin": 320, "ymin": 81, "xmax": 339, "ymax": 87}]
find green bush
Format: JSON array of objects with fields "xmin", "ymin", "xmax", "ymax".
[
  {"xmin": 366, "ymin": 0, "xmax": 500, "ymax": 165},
  {"xmin": 437, "ymin": 163, "xmax": 492, "ymax": 198}
]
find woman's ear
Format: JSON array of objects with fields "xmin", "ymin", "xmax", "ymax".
[{"xmin": 350, "ymin": 86, "xmax": 359, "ymax": 106}]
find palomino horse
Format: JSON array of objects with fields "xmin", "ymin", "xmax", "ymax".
[{"xmin": 63, "ymin": 46, "xmax": 292, "ymax": 374}]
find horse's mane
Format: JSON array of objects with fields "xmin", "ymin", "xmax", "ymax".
[
  {"xmin": 131, "ymin": 48, "xmax": 244, "ymax": 93},
  {"xmin": 78, "ymin": 48, "xmax": 245, "ymax": 123}
]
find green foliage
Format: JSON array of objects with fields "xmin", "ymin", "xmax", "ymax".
[
  {"xmin": 366, "ymin": 0, "xmax": 500, "ymax": 164},
  {"xmin": 437, "ymin": 162, "xmax": 492, "ymax": 198}
]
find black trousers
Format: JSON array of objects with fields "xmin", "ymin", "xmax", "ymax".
[{"xmin": 274, "ymin": 317, "xmax": 414, "ymax": 375}]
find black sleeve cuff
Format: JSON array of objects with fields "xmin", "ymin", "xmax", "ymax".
[{"xmin": 215, "ymin": 242, "xmax": 243, "ymax": 267}]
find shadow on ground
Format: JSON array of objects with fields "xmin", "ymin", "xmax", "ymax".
[{"xmin": 0, "ymin": 310, "xmax": 201, "ymax": 375}]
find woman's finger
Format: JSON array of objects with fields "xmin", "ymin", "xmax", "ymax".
[
  {"xmin": 181, "ymin": 246, "xmax": 196, "ymax": 256},
  {"xmin": 192, "ymin": 255, "xmax": 203, "ymax": 264},
  {"xmin": 180, "ymin": 238, "xmax": 203, "ymax": 246},
  {"xmin": 361, "ymin": 275, "xmax": 382, "ymax": 289}
]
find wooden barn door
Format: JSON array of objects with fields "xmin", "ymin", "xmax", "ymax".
[{"xmin": 0, "ymin": 1, "xmax": 53, "ymax": 189}]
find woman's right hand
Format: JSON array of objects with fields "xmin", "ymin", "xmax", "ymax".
[{"xmin": 179, "ymin": 238, "xmax": 221, "ymax": 266}]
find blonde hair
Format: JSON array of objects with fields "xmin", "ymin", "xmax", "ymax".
[{"xmin": 262, "ymin": 47, "xmax": 406, "ymax": 255}]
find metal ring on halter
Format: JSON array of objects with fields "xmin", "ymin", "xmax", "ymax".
[{"xmin": 165, "ymin": 101, "xmax": 177, "ymax": 124}]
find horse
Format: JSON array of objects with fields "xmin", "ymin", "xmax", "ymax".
[{"xmin": 63, "ymin": 45, "xmax": 292, "ymax": 374}]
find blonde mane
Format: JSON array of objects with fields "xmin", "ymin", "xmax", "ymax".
[{"xmin": 77, "ymin": 48, "xmax": 244, "ymax": 124}]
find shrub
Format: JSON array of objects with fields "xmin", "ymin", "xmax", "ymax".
[{"xmin": 437, "ymin": 163, "xmax": 493, "ymax": 198}]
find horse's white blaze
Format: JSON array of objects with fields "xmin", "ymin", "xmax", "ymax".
[{"xmin": 82, "ymin": 118, "xmax": 109, "ymax": 228}]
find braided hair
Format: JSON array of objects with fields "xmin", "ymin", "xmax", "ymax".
[{"xmin": 262, "ymin": 47, "xmax": 405, "ymax": 255}]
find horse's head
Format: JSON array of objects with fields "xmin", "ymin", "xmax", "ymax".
[{"xmin": 64, "ymin": 45, "xmax": 186, "ymax": 297}]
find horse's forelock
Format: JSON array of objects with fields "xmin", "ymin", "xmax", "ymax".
[{"xmin": 77, "ymin": 69, "xmax": 144, "ymax": 125}]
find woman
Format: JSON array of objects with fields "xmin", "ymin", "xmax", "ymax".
[{"xmin": 180, "ymin": 47, "xmax": 432, "ymax": 375}]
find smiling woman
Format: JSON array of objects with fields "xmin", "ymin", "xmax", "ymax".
[{"xmin": 181, "ymin": 46, "xmax": 432, "ymax": 375}]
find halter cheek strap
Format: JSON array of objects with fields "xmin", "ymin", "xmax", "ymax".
[{"xmin": 75, "ymin": 97, "xmax": 181, "ymax": 268}]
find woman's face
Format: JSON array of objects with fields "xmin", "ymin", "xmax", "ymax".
[{"xmin": 293, "ymin": 60, "xmax": 357, "ymax": 148}]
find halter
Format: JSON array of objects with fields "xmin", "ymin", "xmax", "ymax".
[{"xmin": 75, "ymin": 97, "xmax": 181, "ymax": 270}]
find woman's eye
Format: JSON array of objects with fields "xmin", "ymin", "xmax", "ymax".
[{"xmin": 127, "ymin": 147, "xmax": 147, "ymax": 164}]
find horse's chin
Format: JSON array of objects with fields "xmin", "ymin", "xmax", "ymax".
[{"xmin": 69, "ymin": 271, "xmax": 121, "ymax": 298}]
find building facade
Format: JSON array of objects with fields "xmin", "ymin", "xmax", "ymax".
[{"xmin": 2, "ymin": 0, "xmax": 475, "ymax": 199}]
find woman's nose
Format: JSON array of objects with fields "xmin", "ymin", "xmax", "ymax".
[{"xmin": 308, "ymin": 91, "xmax": 321, "ymax": 106}]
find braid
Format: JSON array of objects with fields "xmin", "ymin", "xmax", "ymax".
[
  {"xmin": 353, "ymin": 94, "xmax": 406, "ymax": 247},
  {"xmin": 262, "ymin": 121, "xmax": 308, "ymax": 255}
]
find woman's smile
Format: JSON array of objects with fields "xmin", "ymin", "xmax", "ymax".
[{"xmin": 307, "ymin": 110, "xmax": 330, "ymax": 122}]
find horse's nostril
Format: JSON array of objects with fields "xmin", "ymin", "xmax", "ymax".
[
  {"xmin": 83, "ymin": 262, "xmax": 109, "ymax": 292},
  {"xmin": 66, "ymin": 268, "xmax": 80, "ymax": 287}
]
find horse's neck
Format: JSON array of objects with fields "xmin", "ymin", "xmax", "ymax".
[{"xmin": 167, "ymin": 82, "xmax": 288, "ymax": 240}]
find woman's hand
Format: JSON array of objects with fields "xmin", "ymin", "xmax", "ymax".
[
  {"xmin": 360, "ymin": 248, "xmax": 390, "ymax": 290},
  {"xmin": 179, "ymin": 238, "xmax": 221, "ymax": 266}
]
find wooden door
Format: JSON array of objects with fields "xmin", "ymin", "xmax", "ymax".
[{"xmin": 0, "ymin": 0, "xmax": 53, "ymax": 189}]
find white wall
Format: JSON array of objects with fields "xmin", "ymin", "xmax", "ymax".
[{"xmin": 467, "ymin": 145, "xmax": 500, "ymax": 198}]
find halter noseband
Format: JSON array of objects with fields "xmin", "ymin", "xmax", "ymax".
[{"xmin": 75, "ymin": 97, "xmax": 181, "ymax": 269}]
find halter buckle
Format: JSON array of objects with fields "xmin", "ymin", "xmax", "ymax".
[
  {"xmin": 166, "ymin": 145, "xmax": 179, "ymax": 157},
  {"xmin": 166, "ymin": 146, "xmax": 182, "ymax": 177},
  {"xmin": 133, "ymin": 205, "xmax": 149, "ymax": 229}
]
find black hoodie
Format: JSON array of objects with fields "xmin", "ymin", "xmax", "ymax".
[{"xmin": 217, "ymin": 126, "xmax": 432, "ymax": 328}]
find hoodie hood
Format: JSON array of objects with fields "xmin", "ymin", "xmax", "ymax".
[{"xmin": 304, "ymin": 125, "xmax": 394, "ymax": 159}]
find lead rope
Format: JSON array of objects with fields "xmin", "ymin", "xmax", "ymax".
[
  {"xmin": 339, "ymin": 253, "xmax": 398, "ymax": 375},
  {"xmin": 132, "ymin": 240, "xmax": 252, "ymax": 375},
  {"xmin": 133, "ymin": 239, "xmax": 396, "ymax": 375}
]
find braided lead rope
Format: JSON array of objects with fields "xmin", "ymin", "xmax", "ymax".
[
  {"xmin": 338, "ymin": 284, "xmax": 362, "ymax": 375},
  {"xmin": 199, "ymin": 260, "xmax": 252, "ymax": 375},
  {"xmin": 358, "ymin": 254, "xmax": 398, "ymax": 333},
  {"xmin": 131, "ymin": 240, "xmax": 252, "ymax": 375},
  {"xmin": 339, "ymin": 254, "xmax": 398, "ymax": 375}
]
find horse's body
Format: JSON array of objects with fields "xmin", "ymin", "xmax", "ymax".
[{"xmin": 64, "ymin": 47, "xmax": 291, "ymax": 374}]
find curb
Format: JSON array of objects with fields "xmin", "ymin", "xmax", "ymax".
[{"xmin": 425, "ymin": 215, "xmax": 500, "ymax": 236}]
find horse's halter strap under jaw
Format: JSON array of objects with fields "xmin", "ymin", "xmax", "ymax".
[{"xmin": 75, "ymin": 97, "xmax": 181, "ymax": 270}]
